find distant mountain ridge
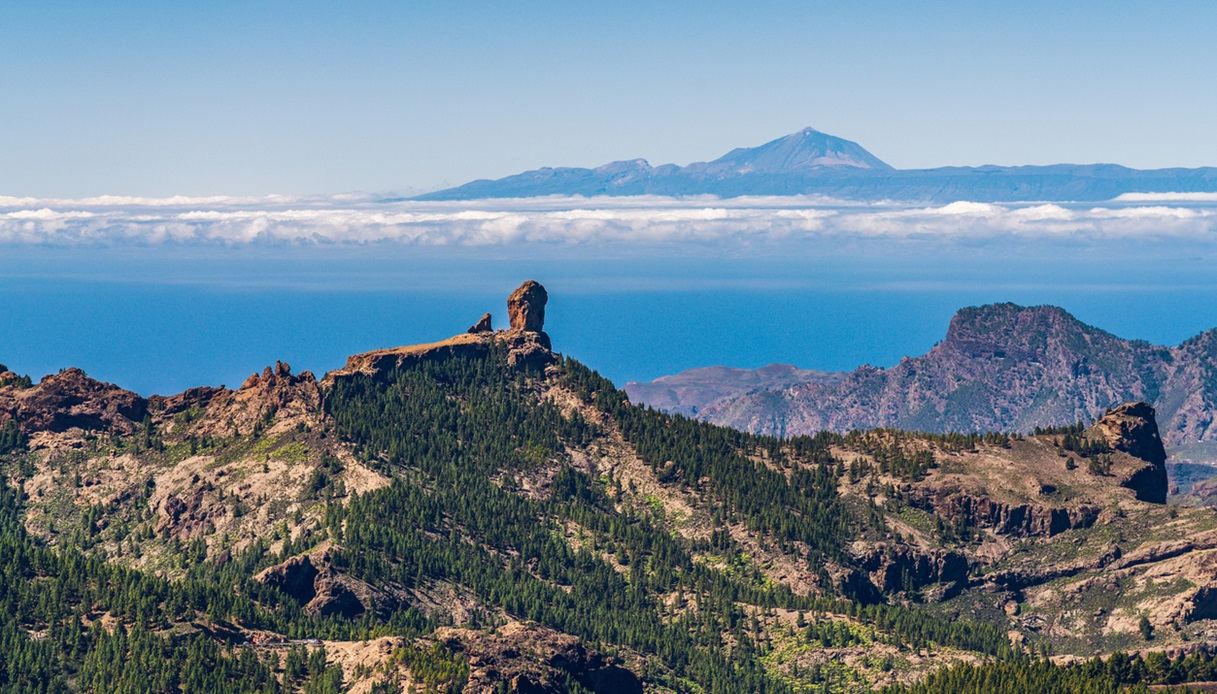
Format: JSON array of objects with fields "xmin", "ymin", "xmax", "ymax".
[
  {"xmin": 623, "ymin": 363, "xmax": 841, "ymax": 418},
  {"xmin": 419, "ymin": 127, "xmax": 1217, "ymax": 202},
  {"xmin": 625, "ymin": 303, "xmax": 1217, "ymax": 456}
]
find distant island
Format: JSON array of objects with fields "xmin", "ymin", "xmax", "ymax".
[{"xmin": 419, "ymin": 127, "xmax": 1217, "ymax": 202}]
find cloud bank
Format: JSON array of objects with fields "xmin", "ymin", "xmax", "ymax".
[{"xmin": 1, "ymin": 194, "xmax": 1215, "ymax": 247}]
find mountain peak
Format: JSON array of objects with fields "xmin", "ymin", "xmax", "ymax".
[
  {"xmin": 939, "ymin": 303, "xmax": 1123, "ymax": 364},
  {"xmin": 944, "ymin": 303, "xmax": 1082, "ymax": 345},
  {"xmin": 697, "ymin": 127, "xmax": 892, "ymax": 175}
]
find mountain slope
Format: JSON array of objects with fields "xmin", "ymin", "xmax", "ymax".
[
  {"xmin": 6, "ymin": 284, "xmax": 1217, "ymax": 691},
  {"xmin": 418, "ymin": 128, "xmax": 1217, "ymax": 202},
  {"xmin": 627, "ymin": 303, "xmax": 1217, "ymax": 461}
]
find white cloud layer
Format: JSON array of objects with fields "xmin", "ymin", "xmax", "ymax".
[
  {"xmin": 1113, "ymin": 192, "xmax": 1217, "ymax": 203},
  {"xmin": 0, "ymin": 194, "xmax": 1215, "ymax": 246}
]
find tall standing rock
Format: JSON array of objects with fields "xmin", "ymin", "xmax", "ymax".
[
  {"xmin": 1088, "ymin": 401, "xmax": 1169, "ymax": 503},
  {"xmin": 503, "ymin": 281, "xmax": 553, "ymax": 368},
  {"xmin": 508, "ymin": 280, "xmax": 548, "ymax": 332}
]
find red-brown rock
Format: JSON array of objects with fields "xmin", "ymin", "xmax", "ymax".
[
  {"xmin": 0, "ymin": 367, "xmax": 147, "ymax": 435},
  {"xmin": 468, "ymin": 312, "xmax": 493, "ymax": 333},
  {"xmin": 508, "ymin": 280, "xmax": 548, "ymax": 332}
]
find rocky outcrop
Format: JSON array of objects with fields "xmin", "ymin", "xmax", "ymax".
[
  {"xmin": 436, "ymin": 622, "xmax": 642, "ymax": 694},
  {"xmin": 508, "ymin": 280, "xmax": 547, "ymax": 332},
  {"xmin": 855, "ymin": 543, "xmax": 969, "ymax": 593},
  {"xmin": 327, "ymin": 281, "xmax": 556, "ymax": 381},
  {"xmin": 0, "ymin": 368, "xmax": 147, "ymax": 435},
  {"xmin": 0, "ymin": 364, "xmax": 32, "ymax": 389},
  {"xmin": 986, "ymin": 546, "xmax": 1122, "ymax": 592},
  {"xmin": 1088, "ymin": 402, "xmax": 1169, "ymax": 503},
  {"xmin": 157, "ymin": 484, "xmax": 227, "ymax": 539},
  {"xmin": 503, "ymin": 280, "xmax": 553, "ymax": 368},
  {"xmin": 255, "ymin": 546, "xmax": 379, "ymax": 619},
  {"xmin": 154, "ymin": 361, "xmax": 321, "ymax": 437},
  {"xmin": 906, "ymin": 486, "xmax": 1100, "ymax": 537},
  {"xmin": 257, "ymin": 553, "xmax": 320, "ymax": 603},
  {"xmin": 328, "ymin": 333, "xmax": 498, "ymax": 380},
  {"xmin": 503, "ymin": 330, "xmax": 554, "ymax": 370},
  {"xmin": 1089, "ymin": 402, "xmax": 1168, "ymax": 468},
  {"xmin": 468, "ymin": 312, "xmax": 493, "ymax": 333},
  {"xmin": 149, "ymin": 385, "xmax": 226, "ymax": 420},
  {"xmin": 1182, "ymin": 584, "xmax": 1217, "ymax": 623}
]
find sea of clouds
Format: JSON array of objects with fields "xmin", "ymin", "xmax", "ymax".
[{"xmin": 1, "ymin": 193, "xmax": 1215, "ymax": 247}]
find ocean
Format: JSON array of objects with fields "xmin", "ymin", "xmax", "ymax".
[{"xmin": 3, "ymin": 243, "xmax": 1217, "ymax": 395}]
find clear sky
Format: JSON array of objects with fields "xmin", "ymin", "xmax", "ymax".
[{"xmin": 3, "ymin": 1, "xmax": 1215, "ymax": 197}]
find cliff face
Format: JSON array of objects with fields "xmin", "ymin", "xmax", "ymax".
[
  {"xmin": 905, "ymin": 486, "xmax": 1102, "ymax": 537},
  {"xmin": 630, "ymin": 304, "xmax": 1217, "ymax": 453}
]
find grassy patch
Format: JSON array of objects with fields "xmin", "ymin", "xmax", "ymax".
[{"xmin": 760, "ymin": 623, "xmax": 871, "ymax": 692}]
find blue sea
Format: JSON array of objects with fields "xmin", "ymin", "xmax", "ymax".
[{"xmin": 3, "ymin": 243, "xmax": 1217, "ymax": 395}]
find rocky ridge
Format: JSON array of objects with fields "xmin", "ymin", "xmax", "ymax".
[
  {"xmin": 328, "ymin": 279, "xmax": 555, "ymax": 381},
  {"xmin": 0, "ymin": 367, "xmax": 147, "ymax": 435}
]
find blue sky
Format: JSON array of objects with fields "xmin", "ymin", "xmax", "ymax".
[{"xmin": 2, "ymin": 1, "xmax": 1216, "ymax": 197}]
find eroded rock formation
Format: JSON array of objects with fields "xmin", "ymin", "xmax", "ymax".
[
  {"xmin": 151, "ymin": 361, "xmax": 321, "ymax": 437},
  {"xmin": 905, "ymin": 486, "xmax": 1100, "ymax": 537},
  {"xmin": 255, "ymin": 545, "xmax": 379, "ymax": 619},
  {"xmin": 328, "ymin": 281, "xmax": 556, "ymax": 380},
  {"xmin": 508, "ymin": 280, "xmax": 547, "ymax": 332},
  {"xmin": 1088, "ymin": 402, "xmax": 1169, "ymax": 503},
  {"xmin": 437, "ymin": 621, "xmax": 642, "ymax": 694},
  {"xmin": 468, "ymin": 312, "xmax": 493, "ymax": 333},
  {"xmin": 855, "ymin": 543, "xmax": 970, "ymax": 593}
]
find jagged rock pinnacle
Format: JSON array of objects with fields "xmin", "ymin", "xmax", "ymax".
[
  {"xmin": 467, "ymin": 312, "xmax": 493, "ymax": 334},
  {"xmin": 507, "ymin": 280, "xmax": 547, "ymax": 332}
]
